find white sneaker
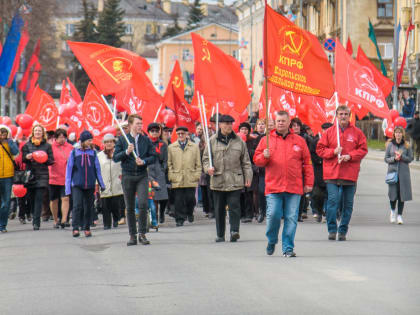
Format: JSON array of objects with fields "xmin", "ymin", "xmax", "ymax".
[
  {"xmin": 390, "ymin": 211, "xmax": 396, "ymax": 223},
  {"xmin": 397, "ymin": 215, "xmax": 403, "ymax": 225}
]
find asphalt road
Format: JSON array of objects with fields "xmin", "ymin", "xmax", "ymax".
[{"xmin": 1, "ymin": 158, "xmax": 419, "ymax": 315}]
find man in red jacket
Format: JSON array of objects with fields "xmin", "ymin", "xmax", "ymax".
[
  {"xmin": 254, "ymin": 111, "xmax": 314, "ymax": 257},
  {"xmin": 316, "ymin": 105, "xmax": 368, "ymax": 241}
]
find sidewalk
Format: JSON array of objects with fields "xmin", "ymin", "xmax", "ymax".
[{"xmin": 366, "ymin": 149, "xmax": 420, "ymax": 170}]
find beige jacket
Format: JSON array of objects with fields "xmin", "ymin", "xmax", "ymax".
[
  {"xmin": 97, "ymin": 151, "xmax": 123, "ymax": 197},
  {"xmin": 202, "ymin": 132, "xmax": 253, "ymax": 191},
  {"xmin": 168, "ymin": 140, "xmax": 202, "ymax": 188}
]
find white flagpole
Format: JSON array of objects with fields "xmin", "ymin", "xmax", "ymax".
[
  {"xmin": 197, "ymin": 92, "xmax": 206, "ymax": 139},
  {"xmin": 56, "ymin": 116, "xmax": 60, "ymax": 129},
  {"xmin": 154, "ymin": 103, "xmax": 163, "ymax": 122},
  {"xmin": 112, "ymin": 99, "xmax": 117, "ymax": 126},
  {"xmin": 101, "ymin": 94, "xmax": 138, "ymax": 159},
  {"xmin": 334, "ymin": 92, "xmax": 341, "ymax": 161},
  {"xmin": 198, "ymin": 92, "xmax": 212, "ymax": 168},
  {"xmin": 215, "ymin": 102, "xmax": 219, "ymax": 131}
]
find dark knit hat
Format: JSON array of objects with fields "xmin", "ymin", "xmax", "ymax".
[
  {"xmin": 79, "ymin": 130, "xmax": 93, "ymax": 143},
  {"xmin": 147, "ymin": 122, "xmax": 161, "ymax": 132},
  {"xmin": 238, "ymin": 122, "xmax": 251, "ymax": 131}
]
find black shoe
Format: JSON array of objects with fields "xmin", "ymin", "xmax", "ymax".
[
  {"xmin": 328, "ymin": 232, "xmax": 337, "ymax": 241},
  {"xmin": 215, "ymin": 237, "xmax": 225, "ymax": 242},
  {"xmin": 338, "ymin": 233, "xmax": 346, "ymax": 241},
  {"xmin": 112, "ymin": 222, "xmax": 118, "ymax": 228},
  {"xmin": 42, "ymin": 217, "xmax": 49, "ymax": 222},
  {"xmin": 104, "ymin": 226, "xmax": 111, "ymax": 230},
  {"xmin": 316, "ymin": 214, "xmax": 322, "ymax": 223},
  {"xmin": 298, "ymin": 217, "xmax": 303, "ymax": 222},
  {"xmin": 301, "ymin": 213, "xmax": 308, "ymax": 219},
  {"xmin": 176, "ymin": 221, "xmax": 184, "ymax": 227},
  {"xmin": 72, "ymin": 230, "xmax": 80, "ymax": 237},
  {"xmin": 159, "ymin": 216, "xmax": 165, "ymax": 224},
  {"xmin": 60, "ymin": 222, "xmax": 66, "ymax": 229},
  {"xmin": 266, "ymin": 243, "xmax": 275, "ymax": 255},
  {"xmin": 54, "ymin": 222, "xmax": 60, "ymax": 229},
  {"xmin": 127, "ymin": 235, "xmax": 137, "ymax": 246},
  {"xmin": 27, "ymin": 215, "xmax": 32, "ymax": 222},
  {"xmin": 230, "ymin": 232, "xmax": 240, "ymax": 242},
  {"xmin": 257, "ymin": 213, "xmax": 265, "ymax": 223},
  {"xmin": 187, "ymin": 215, "xmax": 194, "ymax": 223},
  {"xmin": 84, "ymin": 230, "xmax": 92, "ymax": 237},
  {"xmin": 9, "ymin": 212, "xmax": 16, "ymax": 220},
  {"xmin": 33, "ymin": 225, "xmax": 40, "ymax": 231},
  {"xmin": 241, "ymin": 218, "xmax": 252, "ymax": 223},
  {"xmin": 138, "ymin": 234, "xmax": 150, "ymax": 245},
  {"xmin": 283, "ymin": 251, "xmax": 296, "ymax": 258},
  {"xmin": 65, "ymin": 222, "xmax": 70, "ymax": 227},
  {"xmin": 19, "ymin": 218, "xmax": 26, "ymax": 224}
]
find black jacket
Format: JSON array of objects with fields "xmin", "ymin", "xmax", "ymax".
[
  {"xmin": 22, "ymin": 139, "xmax": 54, "ymax": 188},
  {"xmin": 407, "ymin": 118, "xmax": 420, "ymax": 140},
  {"xmin": 113, "ymin": 133, "xmax": 157, "ymax": 176}
]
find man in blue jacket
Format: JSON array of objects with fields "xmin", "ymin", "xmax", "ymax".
[{"xmin": 114, "ymin": 114, "xmax": 156, "ymax": 246}]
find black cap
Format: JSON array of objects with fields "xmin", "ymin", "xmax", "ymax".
[
  {"xmin": 321, "ymin": 122, "xmax": 333, "ymax": 130},
  {"xmin": 147, "ymin": 122, "xmax": 161, "ymax": 132},
  {"xmin": 238, "ymin": 122, "xmax": 251, "ymax": 131},
  {"xmin": 176, "ymin": 126, "xmax": 188, "ymax": 132},
  {"xmin": 219, "ymin": 115, "xmax": 235, "ymax": 123}
]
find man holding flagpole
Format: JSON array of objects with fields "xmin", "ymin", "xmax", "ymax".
[{"xmin": 316, "ymin": 105, "xmax": 367, "ymax": 242}]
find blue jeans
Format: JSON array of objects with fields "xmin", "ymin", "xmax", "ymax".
[
  {"xmin": 0, "ymin": 177, "xmax": 13, "ymax": 230},
  {"xmin": 266, "ymin": 193, "xmax": 301, "ymax": 253},
  {"xmin": 326, "ymin": 184, "xmax": 356, "ymax": 234},
  {"xmin": 148, "ymin": 199, "xmax": 157, "ymax": 226}
]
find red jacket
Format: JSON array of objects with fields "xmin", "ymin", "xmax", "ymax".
[
  {"xmin": 254, "ymin": 130, "xmax": 314, "ymax": 195},
  {"xmin": 49, "ymin": 140, "xmax": 74, "ymax": 186},
  {"xmin": 316, "ymin": 124, "xmax": 367, "ymax": 182}
]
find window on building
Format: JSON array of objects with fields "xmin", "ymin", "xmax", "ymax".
[
  {"xmin": 232, "ymin": 50, "xmax": 238, "ymax": 59},
  {"xmin": 146, "ymin": 24, "xmax": 152, "ymax": 35},
  {"xmin": 156, "ymin": 25, "xmax": 161, "ymax": 34},
  {"xmin": 62, "ymin": 41, "xmax": 70, "ymax": 52},
  {"xmin": 377, "ymin": 0, "xmax": 393, "ymax": 18},
  {"xmin": 378, "ymin": 42, "xmax": 393, "ymax": 59},
  {"xmin": 66, "ymin": 24, "xmax": 75, "ymax": 36},
  {"xmin": 125, "ymin": 24, "xmax": 133, "ymax": 35},
  {"xmin": 182, "ymin": 49, "xmax": 190, "ymax": 61}
]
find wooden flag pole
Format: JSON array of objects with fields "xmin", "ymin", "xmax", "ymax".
[{"xmin": 101, "ymin": 94, "xmax": 138, "ymax": 159}]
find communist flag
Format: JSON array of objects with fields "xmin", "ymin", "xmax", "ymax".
[
  {"xmin": 25, "ymin": 86, "xmax": 58, "ymax": 131},
  {"xmin": 67, "ymin": 41, "xmax": 151, "ymax": 96},
  {"xmin": 258, "ymin": 81, "xmax": 297, "ymax": 121},
  {"xmin": 25, "ymin": 60, "xmax": 42, "ymax": 102},
  {"xmin": 67, "ymin": 77, "xmax": 83, "ymax": 104},
  {"xmin": 335, "ymin": 39, "xmax": 389, "ymax": 119},
  {"xmin": 264, "ymin": 4, "xmax": 334, "ymax": 98},
  {"xmin": 163, "ymin": 61, "xmax": 195, "ymax": 132},
  {"xmin": 356, "ymin": 45, "xmax": 393, "ymax": 98},
  {"xmin": 191, "ymin": 32, "xmax": 250, "ymax": 115}
]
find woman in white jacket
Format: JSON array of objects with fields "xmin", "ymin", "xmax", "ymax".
[{"xmin": 98, "ymin": 134, "xmax": 124, "ymax": 229}]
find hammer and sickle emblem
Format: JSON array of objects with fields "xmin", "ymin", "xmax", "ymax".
[
  {"xmin": 172, "ymin": 76, "xmax": 182, "ymax": 88},
  {"xmin": 283, "ymin": 30, "xmax": 304, "ymax": 55},
  {"xmin": 40, "ymin": 107, "xmax": 54, "ymax": 123},
  {"xmin": 87, "ymin": 105, "xmax": 101, "ymax": 124},
  {"xmin": 202, "ymin": 47, "xmax": 211, "ymax": 62}
]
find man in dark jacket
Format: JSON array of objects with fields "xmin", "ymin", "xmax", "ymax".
[
  {"xmin": 407, "ymin": 111, "xmax": 420, "ymax": 161},
  {"xmin": 114, "ymin": 114, "xmax": 156, "ymax": 246}
]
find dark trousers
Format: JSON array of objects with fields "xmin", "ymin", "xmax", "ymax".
[
  {"xmin": 213, "ymin": 190, "xmax": 241, "ymax": 238},
  {"xmin": 18, "ymin": 196, "xmax": 30, "ymax": 219},
  {"xmin": 173, "ymin": 187, "xmax": 196, "ymax": 223},
  {"xmin": 240, "ymin": 190, "xmax": 254, "ymax": 219},
  {"xmin": 258, "ymin": 175, "xmax": 266, "ymax": 216},
  {"xmin": 72, "ymin": 187, "xmax": 95, "ymax": 231},
  {"xmin": 311, "ymin": 185, "xmax": 327, "ymax": 215},
  {"xmin": 154, "ymin": 199, "xmax": 168, "ymax": 222},
  {"xmin": 200, "ymin": 184, "xmax": 214, "ymax": 214},
  {"xmin": 122, "ymin": 174, "xmax": 148, "ymax": 235},
  {"xmin": 28, "ymin": 187, "xmax": 46, "ymax": 227},
  {"xmin": 101, "ymin": 196, "xmax": 122, "ymax": 228},
  {"xmin": 390, "ymin": 180, "xmax": 405, "ymax": 215}
]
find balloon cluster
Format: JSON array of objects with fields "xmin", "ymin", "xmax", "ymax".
[
  {"xmin": 0, "ymin": 114, "xmax": 34, "ymax": 139},
  {"xmin": 385, "ymin": 110, "xmax": 407, "ymax": 138}
]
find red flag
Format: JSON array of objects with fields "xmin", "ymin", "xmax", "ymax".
[
  {"xmin": 346, "ymin": 36, "xmax": 353, "ymax": 55},
  {"xmin": 6, "ymin": 30, "xmax": 29, "ymax": 87},
  {"xmin": 191, "ymin": 32, "xmax": 251, "ymax": 115},
  {"xmin": 163, "ymin": 61, "xmax": 195, "ymax": 132},
  {"xmin": 82, "ymin": 83, "xmax": 114, "ymax": 142},
  {"xmin": 397, "ymin": 20, "xmax": 415, "ymax": 87},
  {"xmin": 356, "ymin": 45, "xmax": 393, "ymax": 97},
  {"xmin": 18, "ymin": 39, "xmax": 40, "ymax": 92},
  {"xmin": 25, "ymin": 60, "xmax": 41, "ymax": 102},
  {"xmin": 25, "ymin": 85, "xmax": 58, "ymax": 130},
  {"xmin": 67, "ymin": 41, "xmax": 151, "ymax": 96},
  {"xmin": 295, "ymin": 94, "xmax": 328, "ymax": 134},
  {"xmin": 258, "ymin": 81, "xmax": 297, "ymax": 120},
  {"xmin": 264, "ymin": 4, "xmax": 334, "ymax": 98},
  {"xmin": 335, "ymin": 39, "xmax": 389, "ymax": 119},
  {"xmin": 60, "ymin": 80, "xmax": 70, "ymax": 105},
  {"xmin": 66, "ymin": 77, "xmax": 83, "ymax": 104}
]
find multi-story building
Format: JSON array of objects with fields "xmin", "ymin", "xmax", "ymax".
[{"xmin": 236, "ymin": 0, "xmax": 420, "ymax": 110}]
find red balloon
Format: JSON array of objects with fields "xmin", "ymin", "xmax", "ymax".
[
  {"xmin": 159, "ymin": 109, "xmax": 170, "ymax": 122},
  {"xmin": 164, "ymin": 114, "xmax": 176, "ymax": 128},
  {"xmin": 393, "ymin": 116, "xmax": 407, "ymax": 129},
  {"xmin": 59, "ymin": 102, "xmax": 77, "ymax": 118},
  {"xmin": 189, "ymin": 106, "xmax": 200, "ymax": 121},
  {"xmin": 239, "ymin": 110, "xmax": 249, "ymax": 123},
  {"xmin": 22, "ymin": 128, "xmax": 32, "ymax": 137},
  {"xmin": 9, "ymin": 125, "xmax": 18, "ymax": 138},
  {"xmin": 389, "ymin": 109, "xmax": 399, "ymax": 123},
  {"xmin": 101, "ymin": 125, "xmax": 117, "ymax": 136},
  {"xmin": 1, "ymin": 116, "xmax": 12, "ymax": 125},
  {"xmin": 32, "ymin": 150, "xmax": 48, "ymax": 164},
  {"xmin": 13, "ymin": 184, "xmax": 27, "ymax": 198},
  {"xmin": 385, "ymin": 127, "xmax": 394, "ymax": 138},
  {"xmin": 16, "ymin": 114, "xmax": 34, "ymax": 129}
]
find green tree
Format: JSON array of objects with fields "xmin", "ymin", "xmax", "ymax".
[
  {"xmin": 163, "ymin": 13, "xmax": 183, "ymax": 39},
  {"xmin": 96, "ymin": 0, "xmax": 126, "ymax": 47},
  {"xmin": 72, "ymin": 0, "xmax": 98, "ymax": 96},
  {"xmin": 187, "ymin": 0, "xmax": 204, "ymax": 29}
]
